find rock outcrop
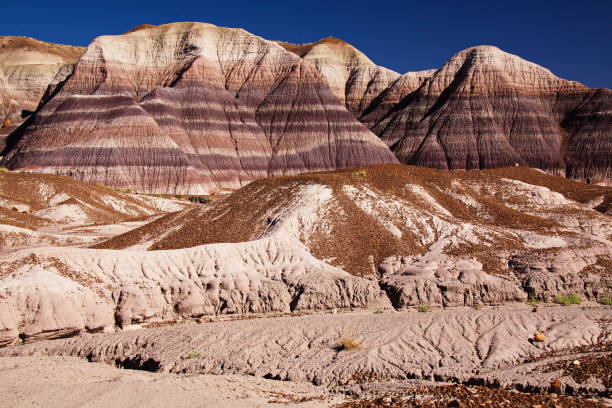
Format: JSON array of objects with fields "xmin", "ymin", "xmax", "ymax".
[
  {"xmin": 379, "ymin": 254, "xmax": 527, "ymax": 307},
  {"xmin": 0, "ymin": 23, "xmax": 397, "ymax": 194}
]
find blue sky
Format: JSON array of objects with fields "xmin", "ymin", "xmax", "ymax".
[{"xmin": 4, "ymin": 0, "xmax": 611, "ymax": 88}]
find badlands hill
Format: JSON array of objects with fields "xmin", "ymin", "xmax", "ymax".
[
  {"xmin": 0, "ymin": 23, "xmax": 397, "ymax": 194},
  {"xmin": 2, "ymin": 164, "xmax": 609, "ymax": 346},
  {"xmin": 281, "ymin": 40, "xmax": 611, "ymax": 181},
  {"xmin": 0, "ymin": 22, "xmax": 609, "ymax": 194}
]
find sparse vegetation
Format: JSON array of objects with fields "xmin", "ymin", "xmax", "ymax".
[
  {"xmin": 527, "ymin": 293, "xmax": 538, "ymax": 306},
  {"xmin": 373, "ymin": 309, "xmax": 384, "ymax": 314},
  {"xmin": 473, "ymin": 303, "xmax": 485, "ymax": 310},
  {"xmin": 351, "ymin": 169, "xmax": 367, "ymax": 179},
  {"xmin": 339, "ymin": 337, "xmax": 360, "ymax": 351},
  {"xmin": 118, "ymin": 188, "xmax": 133, "ymax": 194},
  {"xmin": 598, "ymin": 296, "xmax": 612, "ymax": 306},
  {"xmin": 554, "ymin": 294, "xmax": 582, "ymax": 306},
  {"xmin": 417, "ymin": 305, "xmax": 430, "ymax": 313},
  {"xmin": 184, "ymin": 351, "xmax": 201, "ymax": 359},
  {"xmin": 0, "ymin": 167, "xmax": 9, "ymax": 173}
]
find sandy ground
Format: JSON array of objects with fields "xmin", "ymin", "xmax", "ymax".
[{"xmin": 0, "ymin": 356, "xmax": 343, "ymax": 407}]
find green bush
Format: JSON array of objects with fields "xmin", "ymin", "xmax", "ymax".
[
  {"xmin": 0, "ymin": 167, "xmax": 9, "ymax": 173},
  {"xmin": 417, "ymin": 305, "xmax": 430, "ymax": 313},
  {"xmin": 184, "ymin": 351, "xmax": 201, "ymax": 359},
  {"xmin": 554, "ymin": 294, "xmax": 582, "ymax": 306},
  {"xmin": 527, "ymin": 293, "xmax": 538, "ymax": 306},
  {"xmin": 373, "ymin": 309, "xmax": 384, "ymax": 314},
  {"xmin": 598, "ymin": 296, "xmax": 612, "ymax": 306}
]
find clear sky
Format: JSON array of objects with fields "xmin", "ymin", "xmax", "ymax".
[{"xmin": 3, "ymin": 0, "xmax": 611, "ymax": 88}]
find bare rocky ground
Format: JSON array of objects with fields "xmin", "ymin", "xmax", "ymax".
[{"xmin": 1, "ymin": 305, "xmax": 610, "ymax": 407}]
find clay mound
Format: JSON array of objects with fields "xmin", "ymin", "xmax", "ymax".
[
  {"xmin": 0, "ymin": 170, "xmax": 186, "ymax": 249},
  {"xmin": 0, "ymin": 36, "xmax": 84, "ymax": 124},
  {"xmin": 97, "ymin": 163, "xmax": 612, "ymax": 276},
  {"xmin": 1, "ymin": 22, "xmax": 398, "ymax": 194},
  {"xmin": 281, "ymin": 39, "xmax": 610, "ymax": 181}
]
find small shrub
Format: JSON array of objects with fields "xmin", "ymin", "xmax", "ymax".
[
  {"xmin": 527, "ymin": 293, "xmax": 538, "ymax": 306},
  {"xmin": 598, "ymin": 296, "xmax": 612, "ymax": 306},
  {"xmin": 417, "ymin": 305, "xmax": 430, "ymax": 313},
  {"xmin": 184, "ymin": 351, "xmax": 201, "ymax": 359},
  {"xmin": 119, "ymin": 188, "xmax": 133, "ymax": 194},
  {"xmin": 339, "ymin": 337, "xmax": 360, "ymax": 351},
  {"xmin": 554, "ymin": 294, "xmax": 582, "ymax": 306},
  {"xmin": 0, "ymin": 167, "xmax": 9, "ymax": 173},
  {"xmin": 373, "ymin": 309, "xmax": 384, "ymax": 314},
  {"xmin": 351, "ymin": 169, "xmax": 367, "ymax": 179}
]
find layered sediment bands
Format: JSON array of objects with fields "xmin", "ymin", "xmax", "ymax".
[
  {"xmin": 359, "ymin": 46, "xmax": 611, "ymax": 180},
  {"xmin": 279, "ymin": 37, "xmax": 401, "ymax": 117},
  {"xmin": 0, "ymin": 36, "xmax": 83, "ymax": 122},
  {"xmin": 1, "ymin": 23, "xmax": 397, "ymax": 194}
]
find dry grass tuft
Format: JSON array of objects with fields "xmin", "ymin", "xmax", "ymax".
[
  {"xmin": 184, "ymin": 351, "xmax": 201, "ymax": 359},
  {"xmin": 533, "ymin": 332, "xmax": 546, "ymax": 342},
  {"xmin": 351, "ymin": 169, "xmax": 367, "ymax": 179},
  {"xmin": 339, "ymin": 337, "xmax": 361, "ymax": 351}
]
